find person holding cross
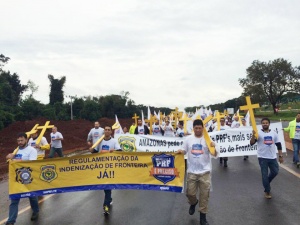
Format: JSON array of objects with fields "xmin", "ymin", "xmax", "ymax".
[
  {"xmin": 28, "ymin": 130, "xmax": 50, "ymax": 160},
  {"xmin": 5, "ymin": 132, "xmax": 39, "ymax": 225},
  {"xmin": 177, "ymin": 119, "xmax": 218, "ymax": 225},
  {"xmin": 250, "ymin": 118, "xmax": 283, "ymax": 199}
]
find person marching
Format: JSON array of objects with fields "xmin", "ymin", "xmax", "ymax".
[
  {"xmin": 176, "ymin": 121, "xmax": 187, "ymax": 137},
  {"xmin": 250, "ymin": 118, "xmax": 284, "ymax": 199},
  {"xmin": 283, "ymin": 112, "xmax": 300, "ymax": 168},
  {"xmin": 96, "ymin": 125, "xmax": 121, "ymax": 215},
  {"xmin": 27, "ymin": 130, "xmax": 50, "ymax": 160},
  {"xmin": 87, "ymin": 121, "xmax": 104, "ymax": 153},
  {"xmin": 134, "ymin": 119, "xmax": 150, "ymax": 135},
  {"xmin": 231, "ymin": 116, "xmax": 241, "ymax": 128},
  {"xmin": 214, "ymin": 118, "xmax": 230, "ymax": 167},
  {"xmin": 241, "ymin": 118, "xmax": 250, "ymax": 160},
  {"xmin": 177, "ymin": 119, "xmax": 217, "ymax": 225},
  {"xmin": 49, "ymin": 126, "xmax": 64, "ymax": 158},
  {"xmin": 163, "ymin": 120, "xmax": 174, "ymax": 137},
  {"xmin": 152, "ymin": 119, "xmax": 163, "ymax": 136},
  {"xmin": 5, "ymin": 132, "xmax": 39, "ymax": 225}
]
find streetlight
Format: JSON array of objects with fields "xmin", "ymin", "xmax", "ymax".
[{"xmin": 66, "ymin": 95, "xmax": 76, "ymax": 120}]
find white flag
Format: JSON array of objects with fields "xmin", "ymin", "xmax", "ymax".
[
  {"xmin": 147, "ymin": 106, "xmax": 151, "ymax": 120},
  {"xmin": 113, "ymin": 115, "xmax": 123, "ymax": 134}
]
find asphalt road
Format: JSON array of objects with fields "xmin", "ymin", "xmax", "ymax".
[{"xmin": 1, "ymin": 150, "xmax": 300, "ymax": 225}]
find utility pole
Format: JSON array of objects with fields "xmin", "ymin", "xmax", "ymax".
[{"xmin": 66, "ymin": 95, "xmax": 75, "ymax": 120}]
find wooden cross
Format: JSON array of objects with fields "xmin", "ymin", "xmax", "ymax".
[
  {"xmin": 223, "ymin": 109, "xmax": 228, "ymax": 117},
  {"xmin": 36, "ymin": 121, "xmax": 54, "ymax": 145},
  {"xmin": 240, "ymin": 96, "xmax": 260, "ymax": 138},
  {"xmin": 213, "ymin": 112, "xmax": 225, "ymax": 131},
  {"xmin": 26, "ymin": 124, "xmax": 39, "ymax": 138},
  {"xmin": 191, "ymin": 115, "xmax": 216, "ymax": 155},
  {"xmin": 147, "ymin": 115, "xmax": 157, "ymax": 135},
  {"xmin": 90, "ymin": 135, "xmax": 105, "ymax": 150},
  {"xmin": 132, "ymin": 113, "xmax": 139, "ymax": 126},
  {"xmin": 171, "ymin": 107, "xmax": 182, "ymax": 127},
  {"xmin": 179, "ymin": 113, "xmax": 192, "ymax": 134}
]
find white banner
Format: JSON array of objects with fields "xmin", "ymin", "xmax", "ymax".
[
  {"xmin": 115, "ymin": 122, "xmax": 286, "ymax": 158},
  {"xmin": 115, "ymin": 134, "xmax": 184, "ymax": 153},
  {"xmin": 209, "ymin": 122, "xmax": 286, "ymax": 157}
]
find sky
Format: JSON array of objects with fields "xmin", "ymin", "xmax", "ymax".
[{"xmin": 1, "ymin": 0, "xmax": 299, "ymax": 110}]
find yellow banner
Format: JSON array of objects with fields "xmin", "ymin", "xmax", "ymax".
[{"xmin": 9, "ymin": 152, "xmax": 184, "ymax": 199}]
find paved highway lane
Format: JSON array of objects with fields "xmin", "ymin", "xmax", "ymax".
[{"xmin": 1, "ymin": 153, "xmax": 300, "ymax": 225}]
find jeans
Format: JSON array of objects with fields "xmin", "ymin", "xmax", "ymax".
[
  {"xmin": 6, "ymin": 197, "xmax": 39, "ymax": 224},
  {"xmin": 292, "ymin": 139, "xmax": 300, "ymax": 163},
  {"xmin": 103, "ymin": 190, "xmax": 112, "ymax": 207},
  {"xmin": 49, "ymin": 147, "xmax": 63, "ymax": 158},
  {"xmin": 258, "ymin": 158, "xmax": 279, "ymax": 193}
]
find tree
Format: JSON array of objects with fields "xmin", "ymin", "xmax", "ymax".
[
  {"xmin": 239, "ymin": 58, "xmax": 300, "ymax": 113},
  {"xmin": 26, "ymin": 80, "xmax": 39, "ymax": 98},
  {"xmin": 0, "ymin": 54, "xmax": 10, "ymax": 71},
  {"xmin": 0, "ymin": 71, "xmax": 28, "ymax": 106},
  {"xmin": 48, "ymin": 74, "xmax": 66, "ymax": 105}
]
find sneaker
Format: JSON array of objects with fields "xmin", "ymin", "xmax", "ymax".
[
  {"xmin": 103, "ymin": 205, "xmax": 110, "ymax": 215},
  {"xmin": 244, "ymin": 156, "xmax": 248, "ymax": 160},
  {"xmin": 189, "ymin": 200, "xmax": 198, "ymax": 215},
  {"xmin": 264, "ymin": 192, "xmax": 272, "ymax": 199},
  {"xmin": 110, "ymin": 201, "xmax": 113, "ymax": 205},
  {"xmin": 297, "ymin": 162, "xmax": 300, "ymax": 168},
  {"xmin": 31, "ymin": 212, "xmax": 39, "ymax": 221}
]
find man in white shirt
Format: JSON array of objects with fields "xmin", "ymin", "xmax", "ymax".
[
  {"xmin": 87, "ymin": 121, "xmax": 104, "ymax": 153},
  {"xmin": 152, "ymin": 120, "xmax": 163, "ymax": 136},
  {"xmin": 231, "ymin": 116, "xmax": 240, "ymax": 128},
  {"xmin": 5, "ymin": 132, "xmax": 39, "ymax": 224},
  {"xmin": 177, "ymin": 119, "xmax": 217, "ymax": 225},
  {"xmin": 134, "ymin": 119, "xmax": 150, "ymax": 135},
  {"xmin": 49, "ymin": 126, "xmax": 64, "ymax": 158},
  {"xmin": 163, "ymin": 120, "xmax": 174, "ymax": 137},
  {"xmin": 96, "ymin": 125, "xmax": 121, "ymax": 215},
  {"xmin": 250, "ymin": 118, "xmax": 283, "ymax": 199}
]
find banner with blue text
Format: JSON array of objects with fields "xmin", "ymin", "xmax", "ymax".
[{"xmin": 9, "ymin": 152, "xmax": 185, "ymax": 199}]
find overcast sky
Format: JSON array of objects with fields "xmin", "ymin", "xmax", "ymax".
[{"xmin": 1, "ymin": 0, "xmax": 299, "ymax": 110}]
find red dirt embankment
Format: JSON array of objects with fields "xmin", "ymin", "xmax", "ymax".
[{"xmin": 0, "ymin": 118, "xmax": 133, "ymax": 179}]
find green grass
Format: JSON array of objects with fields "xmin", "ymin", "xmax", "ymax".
[
  {"xmin": 253, "ymin": 101, "xmax": 300, "ymax": 121},
  {"xmin": 255, "ymin": 110, "xmax": 296, "ymax": 121}
]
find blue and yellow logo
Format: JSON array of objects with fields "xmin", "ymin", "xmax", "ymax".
[
  {"xmin": 15, "ymin": 167, "xmax": 33, "ymax": 184},
  {"xmin": 150, "ymin": 154, "xmax": 179, "ymax": 184},
  {"xmin": 40, "ymin": 165, "xmax": 58, "ymax": 183},
  {"xmin": 118, "ymin": 136, "xmax": 136, "ymax": 152}
]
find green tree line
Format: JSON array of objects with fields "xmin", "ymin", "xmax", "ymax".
[
  {"xmin": 1, "ymin": 54, "xmax": 299, "ymax": 130},
  {"xmin": 0, "ymin": 54, "xmax": 172, "ymax": 130}
]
